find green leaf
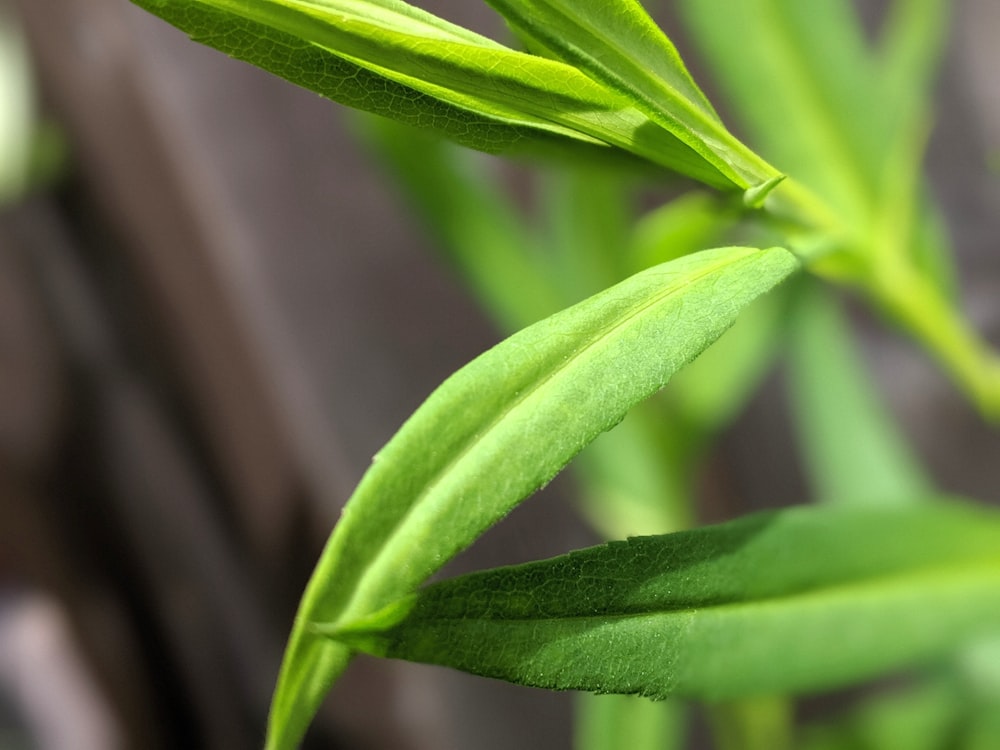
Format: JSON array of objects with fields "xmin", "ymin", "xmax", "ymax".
[
  {"xmin": 668, "ymin": 289, "xmax": 785, "ymax": 435},
  {"xmin": 266, "ymin": 245, "xmax": 798, "ymax": 749},
  {"xmin": 132, "ymin": 0, "xmax": 741, "ymax": 187},
  {"xmin": 677, "ymin": 0, "xmax": 879, "ymax": 224},
  {"xmin": 868, "ymin": 0, "xmax": 955, "ymax": 289},
  {"xmin": 677, "ymin": 0, "xmax": 953, "ymax": 281},
  {"xmin": 877, "ymin": 0, "xmax": 949, "ymax": 153},
  {"xmin": 572, "ymin": 290, "xmax": 787, "ymax": 540},
  {"xmin": 785, "ymin": 279, "xmax": 931, "ymax": 506},
  {"xmin": 328, "ymin": 502, "xmax": 1000, "ymax": 701},
  {"xmin": 483, "ymin": 0, "xmax": 782, "ymax": 194}
]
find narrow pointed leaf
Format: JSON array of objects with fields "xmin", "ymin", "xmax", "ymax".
[
  {"xmin": 132, "ymin": 0, "xmax": 737, "ymax": 186},
  {"xmin": 483, "ymin": 0, "xmax": 781, "ymax": 193},
  {"xmin": 330, "ymin": 502, "xmax": 1000, "ymax": 700},
  {"xmin": 678, "ymin": 0, "xmax": 879, "ymax": 222},
  {"xmin": 266, "ymin": 245, "xmax": 798, "ymax": 749}
]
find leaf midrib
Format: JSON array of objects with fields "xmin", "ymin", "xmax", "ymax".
[
  {"xmin": 202, "ymin": 0, "xmax": 651, "ymax": 144},
  {"xmin": 507, "ymin": 11, "xmax": 746, "ymax": 185},
  {"xmin": 504, "ymin": 4, "xmax": 714, "ymax": 119},
  {"xmin": 406, "ymin": 557, "xmax": 1000, "ymax": 626},
  {"xmin": 338, "ymin": 249, "xmax": 766, "ymax": 621}
]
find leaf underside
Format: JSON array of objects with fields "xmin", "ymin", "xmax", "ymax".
[{"xmin": 132, "ymin": 0, "xmax": 746, "ymax": 187}]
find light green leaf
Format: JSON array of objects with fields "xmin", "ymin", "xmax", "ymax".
[
  {"xmin": 678, "ymin": 0, "xmax": 879, "ymax": 224},
  {"xmin": 574, "ymin": 406, "xmax": 693, "ymax": 539},
  {"xmin": 574, "ymin": 289, "xmax": 786, "ymax": 541},
  {"xmin": 706, "ymin": 696, "xmax": 793, "ymax": 750},
  {"xmin": 677, "ymin": 0, "xmax": 952, "ymax": 280},
  {"xmin": 483, "ymin": 0, "xmax": 781, "ymax": 194},
  {"xmin": 132, "ymin": 0, "xmax": 740, "ymax": 187},
  {"xmin": 668, "ymin": 289, "xmax": 785, "ymax": 435},
  {"xmin": 877, "ymin": 0, "xmax": 949, "ymax": 150},
  {"xmin": 328, "ymin": 502, "xmax": 1000, "ymax": 701},
  {"xmin": 786, "ymin": 279, "xmax": 931, "ymax": 506},
  {"xmin": 869, "ymin": 0, "xmax": 955, "ymax": 289},
  {"xmin": 266, "ymin": 245, "xmax": 798, "ymax": 749}
]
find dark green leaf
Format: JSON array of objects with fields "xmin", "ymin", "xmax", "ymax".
[{"xmin": 328, "ymin": 502, "xmax": 1000, "ymax": 701}]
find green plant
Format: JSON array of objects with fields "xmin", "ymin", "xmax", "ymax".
[{"xmin": 127, "ymin": 1, "xmax": 1000, "ymax": 748}]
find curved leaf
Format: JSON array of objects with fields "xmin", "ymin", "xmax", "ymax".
[
  {"xmin": 330, "ymin": 502, "xmax": 1000, "ymax": 700},
  {"xmin": 132, "ymin": 0, "xmax": 738, "ymax": 186},
  {"xmin": 678, "ymin": 0, "xmax": 880, "ymax": 222},
  {"xmin": 483, "ymin": 0, "xmax": 781, "ymax": 194},
  {"xmin": 265, "ymin": 245, "xmax": 798, "ymax": 749}
]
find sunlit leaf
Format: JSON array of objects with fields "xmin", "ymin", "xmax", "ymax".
[
  {"xmin": 484, "ymin": 0, "xmax": 781, "ymax": 196},
  {"xmin": 133, "ymin": 0, "xmax": 745, "ymax": 187}
]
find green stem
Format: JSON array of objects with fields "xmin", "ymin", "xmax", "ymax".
[{"xmin": 765, "ymin": 176, "xmax": 850, "ymax": 256}]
